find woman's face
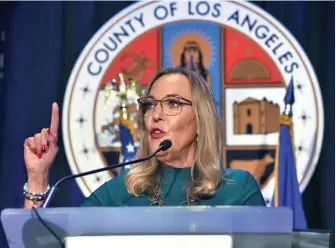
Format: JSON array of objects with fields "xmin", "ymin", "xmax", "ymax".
[{"xmin": 143, "ymin": 73, "xmax": 197, "ymax": 165}]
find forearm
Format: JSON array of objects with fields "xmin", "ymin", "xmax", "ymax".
[{"xmin": 24, "ymin": 173, "xmax": 49, "ymax": 208}]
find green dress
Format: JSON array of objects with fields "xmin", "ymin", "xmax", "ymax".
[{"xmin": 82, "ymin": 167, "xmax": 266, "ymax": 207}]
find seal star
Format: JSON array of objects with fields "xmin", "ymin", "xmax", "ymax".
[
  {"xmin": 76, "ymin": 114, "xmax": 86, "ymax": 127},
  {"xmin": 80, "ymin": 84, "xmax": 91, "ymax": 97}
]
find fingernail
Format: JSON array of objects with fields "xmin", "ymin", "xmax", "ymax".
[
  {"xmin": 47, "ymin": 128, "xmax": 51, "ymax": 135},
  {"xmin": 37, "ymin": 153, "xmax": 42, "ymax": 158},
  {"xmin": 42, "ymin": 145, "xmax": 46, "ymax": 151}
]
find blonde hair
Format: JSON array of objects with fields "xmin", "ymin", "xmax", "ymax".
[{"xmin": 124, "ymin": 67, "xmax": 223, "ymax": 200}]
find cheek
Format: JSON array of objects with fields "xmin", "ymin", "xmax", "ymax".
[
  {"xmin": 144, "ymin": 118, "xmax": 152, "ymax": 141},
  {"xmin": 169, "ymin": 114, "xmax": 196, "ymax": 145},
  {"xmin": 144, "ymin": 117, "xmax": 150, "ymax": 131}
]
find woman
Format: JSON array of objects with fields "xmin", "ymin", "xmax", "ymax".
[{"xmin": 23, "ymin": 67, "xmax": 266, "ymax": 207}]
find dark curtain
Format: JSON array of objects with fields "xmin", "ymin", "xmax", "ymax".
[{"xmin": 0, "ymin": 1, "xmax": 334, "ymax": 247}]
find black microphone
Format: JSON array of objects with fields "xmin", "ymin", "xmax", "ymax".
[{"xmin": 42, "ymin": 139, "xmax": 172, "ymax": 208}]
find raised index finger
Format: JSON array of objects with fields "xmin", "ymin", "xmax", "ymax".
[{"xmin": 50, "ymin": 102, "xmax": 59, "ymax": 137}]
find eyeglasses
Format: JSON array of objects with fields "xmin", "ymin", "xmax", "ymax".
[{"xmin": 137, "ymin": 95, "xmax": 192, "ymax": 117}]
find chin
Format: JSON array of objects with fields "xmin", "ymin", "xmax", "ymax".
[
  {"xmin": 154, "ymin": 150, "xmax": 169, "ymax": 163},
  {"xmin": 148, "ymin": 138, "xmax": 164, "ymax": 150},
  {"xmin": 147, "ymin": 141, "xmax": 158, "ymax": 155},
  {"xmin": 148, "ymin": 139, "xmax": 168, "ymax": 155}
]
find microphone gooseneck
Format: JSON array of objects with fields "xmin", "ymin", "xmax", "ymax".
[{"xmin": 42, "ymin": 139, "xmax": 172, "ymax": 208}]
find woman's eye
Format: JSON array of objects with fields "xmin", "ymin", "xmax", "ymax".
[
  {"xmin": 168, "ymin": 100, "xmax": 180, "ymax": 107},
  {"xmin": 144, "ymin": 102, "xmax": 154, "ymax": 109}
]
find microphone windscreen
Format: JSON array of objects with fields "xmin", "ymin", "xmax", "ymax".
[{"xmin": 160, "ymin": 140, "xmax": 172, "ymax": 151}]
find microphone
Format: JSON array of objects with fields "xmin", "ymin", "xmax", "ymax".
[{"xmin": 42, "ymin": 139, "xmax": 172, "ymax": 208}]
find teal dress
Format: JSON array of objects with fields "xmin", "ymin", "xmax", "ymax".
[{"xmin": 82, "ymin": 168, "xmax": 266, "ymax": 207}]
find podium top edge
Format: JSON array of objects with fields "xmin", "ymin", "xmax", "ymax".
[{"xmin": 1, "ymin": 206, "xmax": 293, "ymax": 215}]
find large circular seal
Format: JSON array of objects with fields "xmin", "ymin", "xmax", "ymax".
[{"xmin": 62, "ymin": 1, "xmax": 324, "ymax": 205}]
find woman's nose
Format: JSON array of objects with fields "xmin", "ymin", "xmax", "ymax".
[{"xmin": 152, "ymin": 103, "xmax": 164, "ymax": 120}]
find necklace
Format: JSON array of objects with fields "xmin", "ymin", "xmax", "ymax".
[{"xmin": 148, "ymin": 176, "xmax": 200, "ymax": 206}]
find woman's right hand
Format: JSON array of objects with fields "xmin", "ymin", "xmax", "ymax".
[{"xmin": 24, "ymin": 102, "xmax": 59, "ymax": 176}]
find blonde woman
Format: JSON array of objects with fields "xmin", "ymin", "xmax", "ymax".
[{"xmin": 23, "ymin": 67, "xmax": 265, "ymax": 207}]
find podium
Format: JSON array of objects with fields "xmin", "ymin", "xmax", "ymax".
[{"xmin": 1, "ymin": 206, "xmax": 293, "ymax": 248}]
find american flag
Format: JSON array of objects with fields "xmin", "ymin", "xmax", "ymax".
[{"xmin": 119, "ymin": 123, "xmax": 137, "ymax": 171}]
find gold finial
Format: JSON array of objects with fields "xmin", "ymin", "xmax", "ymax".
[
  {"xmin": 116, "ymin": 73, "xmax": 129, "ymax": 120},
  {"xmin": 118, "ymin": 73, "xmax": 126, "ymax": 95},
  {"xmin": 104, "ymin": 78, "xmax": 117, "ymax": 106},
  {"xmin": 103, "ymin": 73, "xmax": 145, "ymax": 120}
]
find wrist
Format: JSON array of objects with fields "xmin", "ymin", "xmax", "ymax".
[
  {"xmin": 24, "ymin": 178, "xmax": 50, "ymax": 206},
  {"xmin": 27, "ymin": 173, "xmax": 49, "ymax": 191}
]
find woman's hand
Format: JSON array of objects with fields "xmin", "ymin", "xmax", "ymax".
[{"xmin": 24, "ymin": 102, "xmax": 59, "ymax": 176}]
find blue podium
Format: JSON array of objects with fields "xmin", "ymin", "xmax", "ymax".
[{"xmin": 1, "ymin": 206, "xmax": 293, "ymax": 248}]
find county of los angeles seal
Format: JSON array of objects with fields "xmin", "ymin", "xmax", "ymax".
[{"xmin": 62, "ymin": 1, "xmax": 324, "ymax": 205}]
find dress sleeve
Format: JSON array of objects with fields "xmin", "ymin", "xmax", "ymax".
[
  {"xmin": 81, "ymin": 181, "xmax": 118, "ymax": 207},
  {"xmin": 240, "ymin": 170, "xmax": 267, "ymax": 206}
]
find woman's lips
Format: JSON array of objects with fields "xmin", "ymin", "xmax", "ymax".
[{"xmin": 150, "ymin": 128, "xmax": 165, "ymax": 139}]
